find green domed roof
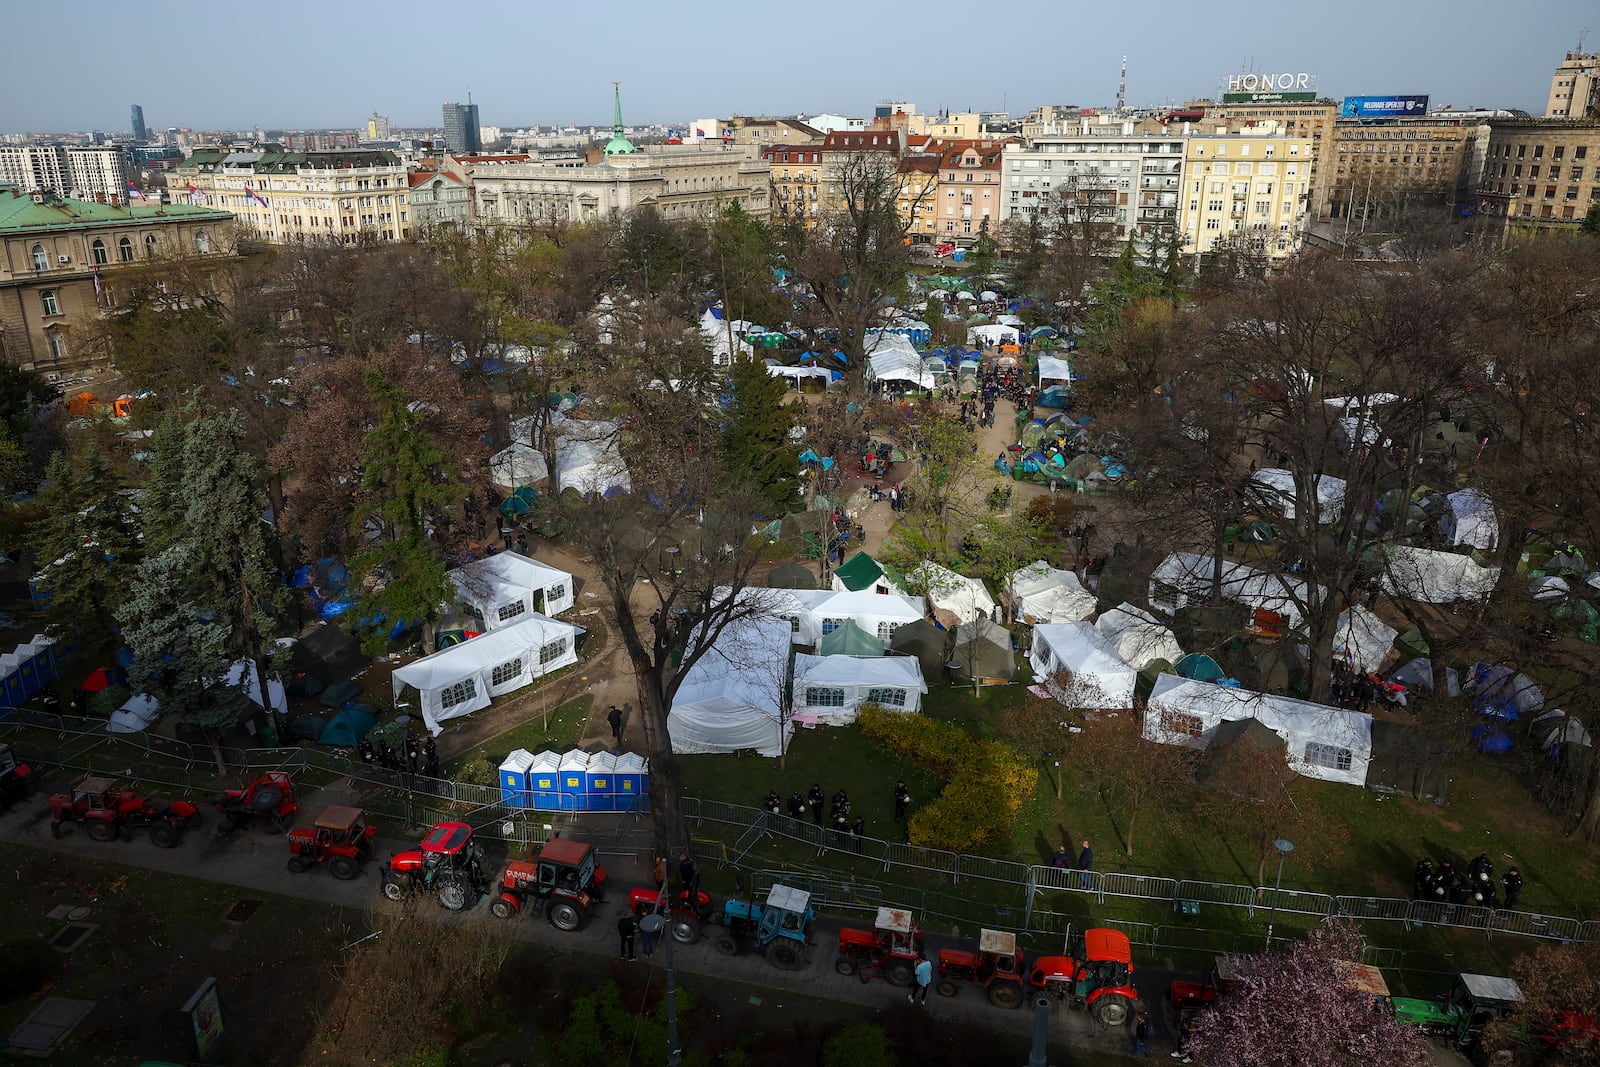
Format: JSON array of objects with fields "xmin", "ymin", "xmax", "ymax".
[{"xmin": 604, "ymin": 82, "xmax": 635, "ymax": 155}]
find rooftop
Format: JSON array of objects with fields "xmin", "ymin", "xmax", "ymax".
[{"xmin": 0, "ymin": 188, "xmax": 232, "ymax": 234}]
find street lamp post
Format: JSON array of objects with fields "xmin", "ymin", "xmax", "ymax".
[
  {"xmin": 1263, "ymin": 838, "xmax": 1294, "ymax": 951},
  {"xmin": 638, "ymin": 913, "xmax": 681, "ymax": 1067}
]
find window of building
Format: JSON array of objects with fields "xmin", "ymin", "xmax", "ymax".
[
  {"xmin": 866, "ymin": 688, "xmax": 907, "ymax": 708},
  {"xmin": 47, "ymin": 329, "xmax": 67, "ymax": 361},
  {"xmin": 30, "ymin": 244, "xmax": 48, "ymax": 271},
  {"xmin": 491, "ymin": 657, "xmax": 524, "ymax": 686},
  {"xmin": 496, "ymin": 600, "xmax": 527, "ymax": 623},
  {"xmin": 1534, "ymin": 145, "xmax": 1544, "ymax": 159},
  {"xmin": 91, "ymin": 239, "xmax": 108, "ymax": 265},
  {"xmin": 1303, "ymin": 741, "xmax": 1353, "ymax": 771},
  {"xmin": 1161, "ymin": 711, "xmax": 1204, "ymax": 738},
  {"xmin": 805, "ymin": 687, "xmax": 845, "ymax": 708},
  {"xmin": 195, "ymin": 231, "xmax": 211, "ymax": 253},
  {"xmin": 1517, "ymin": 145, "xmax": 1527, "ymax": 159},
  {"xmin": 118, "ymin": 236, "xmax": 133, "ymax": 262},
  {"xmin": 875, "ymin": 622, "xmax": 899, "ymax": 641},
  {"xmin": 440, "ymin": 678, "xmax": 477, "ymax": 710},
  {"xmin": 539, "ymin": 639, "xmax": 567, "ymax": 665},
  {"xmin": 1205, "ymin": 218, "xmax": 1221, "ymax": 230},
  {"xmin": 1530, "ymin": 165, "xmax": 1541, "ymax": 179},
  {"xmin": 1190, "ymin": 199, "xmax": 1199, "ymax": 211},
  {"xmin": 145, "ymin": 233, "xmax": 158, "ymax": 257},
  {"xmin": 1577, "ymin": 147, "xmax": 1589, "ymax": 160},
  {"xmin": 40, "ymin": 290, "xmax": 59, "ymax": 317},
  {"xmin": 1207, "ymin": 199, "xmax": 1223, "ymax": 211}
]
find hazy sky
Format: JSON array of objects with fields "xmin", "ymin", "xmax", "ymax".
[{"xmin": 3, "ymin": 0, "xmax": 1593, "ymax": 133}]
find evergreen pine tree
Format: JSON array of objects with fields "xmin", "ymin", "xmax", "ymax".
[{"xmin": 720, "ymin": 356, "xmax": 800, "ymax": 517}]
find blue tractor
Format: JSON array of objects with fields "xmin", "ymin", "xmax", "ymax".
[{"xmin": 713, "ymin": 883, "xmax": 816, "ymax": 970}]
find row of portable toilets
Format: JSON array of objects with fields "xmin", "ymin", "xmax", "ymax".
[{"xmin": 497, "ymin": 749, "xmax": 650, "ymax": 812}]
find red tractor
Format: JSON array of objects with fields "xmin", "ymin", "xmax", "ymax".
[
  {"xmin": 0, "ymin": 743, "xmax": 34, "ymax": 809},
  {"xmin": 835, "ymin": 906, "xmax": 925, "ymax": 986},
  {"xmin": 214, "ymin": 771, "xmax": 299, "ymax": 833},
  {"xmin": 1026, "ymin": 927, "xmax": 1141, "ymax": 1025},
  {"xmin": 628, "ymin": 885, "xmax": 715, "ymax": 944},
  {"xmin": 936, "ymin": 928, "xmax": 1028, "ymax": 1008},
  {"xmin": 286, "ymin": 805, "xmax": 377, "ymax": 879},
  {"xmin": 48, "ymin": 775, "xmax": 200, "ymax": 847},
  {"xmin": 490, "ymin": 837, "xmax": 609, "ymax": 931},
  {"xmin": 381, "ymin": 821, "xmax": 493, "ymax": 911}
]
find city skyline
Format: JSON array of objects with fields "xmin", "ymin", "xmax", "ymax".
[{"xmin": 0, "ymin": 0, "xmax": 1593, "ymax": 134}]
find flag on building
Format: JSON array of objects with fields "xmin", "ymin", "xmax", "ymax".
[
  {"xmin": 245, "ymin": 186, "xmax": 270, "ymax": 209},
  {"xmin": 92, "ymin": 265, "xmax": 102, "ymax": 297},
  {"xmin": 186, "ymin": 182, "xmax": 207, "ymax": 206},
  {"xmin": 126, "ymin": 182, "xmax": 147, "ymax": 202},
  {"xmin": 694, "ymin": 128, "xmax": 707, "ymax": 138}
]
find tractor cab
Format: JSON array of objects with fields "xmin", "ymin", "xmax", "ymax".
[
  {"xmin": 1334, "ymin": 960, "xmax": 1393, "ymax": 1014},
  {"xmin": 758, "ymin": 884, "xmax": 816, "ymax": 945},
  {"xmin": 535, "ymin": 837, "xmax": 604, "ymax": 896},
  {"xmin": 1446, "ymin": 973, "xmax": 1523, "ymax": 1047},
  {"xmin": 313, "ymin": 804, "xmax": 370, "ymax": 849},
  {"xmin": 1028, "ymin": 927, "xmax": 1139, "ymax": 1026},
  {"xmin": 1073, "ymin": 928, "xmax": 1134, "ymax": 995},
  {"xmin": 867, "ymin": 906, "xmax": 921, "ymax": 956},
  {"xmin": 73, "ymin": 776, "xmax": 119, "ymax": 810}
]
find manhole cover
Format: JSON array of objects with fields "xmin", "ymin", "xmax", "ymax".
[
  {"xmin": 223, "ymin": 899, "xmax": 263, "ymax": 923},
  {"xmin": 66, "ymin": 906, "xmax": 91, "ymax": 921},
  {"xmin": 50, "ymin": 923, "xmax": 96, "ymax": 952}
]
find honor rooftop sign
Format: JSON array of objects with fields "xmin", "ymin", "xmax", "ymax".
[{"xmin": 1221, "ymin": 72, "xmax": 1319, "ymax": 103}]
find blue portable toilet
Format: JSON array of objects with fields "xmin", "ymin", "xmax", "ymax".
[
  {"xmin": 557, "ymin": 749, "xmax": 589, "ymax": 811},
  {"xmin": 584, "ymin": 751, "xmax": 618, "ymax": 812},
  {"xmin": 498, "ymin": 749, "xmax": 536, "ymax": 809},
  {"xmin": 613, "ymin": 752, "xmax": 645, "ymax": 811},
  {"xmin": 528, "ymin": 751, "xmax": 561, "ymax": 810}
]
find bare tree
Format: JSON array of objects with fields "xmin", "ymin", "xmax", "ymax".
[{"xmin": 1072, "ymin": 708, "xmax": 1198, "ymax": 858}]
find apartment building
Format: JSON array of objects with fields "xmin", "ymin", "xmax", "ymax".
[{"xmin": 174, "ymin": 147, "xmax": 412, "ymax": 243}]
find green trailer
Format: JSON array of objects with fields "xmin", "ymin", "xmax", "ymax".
[{"xmin": 1391, "ymin": 972, "xmax": 1523, "ymax": 1049}]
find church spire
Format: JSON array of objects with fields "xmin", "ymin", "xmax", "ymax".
[{"xmin": 604, "ymin": 81, "xmax": 636, "ymax": 155}]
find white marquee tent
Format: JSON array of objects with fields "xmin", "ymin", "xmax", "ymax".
[
  {"xmin": 1094, "ymin": 604, "xmax": 1184, "ymax": 670},
  {"xmin": 718, "ymin": 587, "xmax": 926, "ymax": 648},
  {"xmin": 1006, "ymin": 561, "xmax": 1096, "ymax": 625},
  {"xmin": 222, "ymin": 658, "xmax": 288, "ymax": 714},
  {"xmin": 448, "ymin": 551, "xmax": 575, "ymax": 628},
  {"xmin": 1331, "ymin": 605, "xmax": 1398, "ymax": 673},
  {"xmin": 1029, "ymin": 622, "xmax": 1137, "ymax": 708},
  {"xmin": 699, "ymin": 310, "xmax": 757, "ymax": 365},
  {"xmin": 489, "ymin": 442, "xmax": 548, "ymax": 492},
  {"xmin": 667, "ymin": 617, "xmax": 795, "ymax": 757},
  {"xmin": 1381, "ymin": 546, "xmax": 1499, "ymax": 604},
  {"xmin": 107, "ymin": 693, "xmax": 161, "ymax": 734},
  {"xmin": 1144, "ymin": 673, "xmax": 1373, "ymax": 787},
  {"xmin": 392, "ymin": 614, "xmax": 581, "ymax": 736},
  {"xmin": 1445, "ymin": 489, "xmax": 1499, "ymax": 551},
  {"xmin": 967, "ymin": 323, "xmax": 1020, "ymax": 347},
  {"xmin": 1248, "ymin": 468, "xmax": 1347, "ymax": 523},
  {"xmin": 793, "ymin": 654, "xmax": 927, "ymax": 723},
  {"xmin": 909, "ymin": 562, "xmax": 997, "ymax": 625},
  {"xmin": 1036, "ymin": 355, "xmax": 1074, "ymax": 385},
  {"xmin": 866, "ymin": 334, "xmax": 936, "ymax": 389},
  {"xmin": 1149, "ymin": 552, "xmax": 1311, "ymax": 627},
  {"xmin": 510, "ymin": 413, "xmax": 631, "ymax": 497}
]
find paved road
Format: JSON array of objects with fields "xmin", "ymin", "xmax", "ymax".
[{"xmin": 1, "ymin": 787, "xmax": 1161, "ymax": 1062}]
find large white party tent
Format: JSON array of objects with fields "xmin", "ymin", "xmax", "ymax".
[
  {"xmin": 448, "ymin": 551, "xmax": 575, "ymax": 628},
  {"xmin": 1094, "ymin": 604, "xmax": 1184, "ymax": 670},
  {"xmin": 866, "ymin": 334, "xmax": 936, "ymax": 389},
  {"xmin": 667, "ymin": 617, "xmax": 796, "ymax": 757},
  {"xmin": 1445, "ymin": 489, "xmax": 1499, "ymax": 551},
  {"xmin": 1028, "ymin": 622, "xmax": 1137, "ymax": 709},
  {"xmin": 1036, "ymin": 355, "xmax": 1074, "ymax": 385},
  {"xmin": 909, "ymin": 561, "xmax": 997, "ymax": 625},
  {"xmin": 1144, "ymin": 673, "xmax": 1372, "ymax": 787},
  {"xmin": 1007, "ymin": 561, "xmax": 1096, "ymax": 625},
  {"xmin": 1248, "ymin": 468, "xmax": 1347, "ymax": 523},
  {"xmin": 1380, "ymin": 546, "xmax": 1499, "ymax": 604},
  {"xmin": 716, "ymin": 586, "xmax": 925, "ymax": 648},
  {"xmin": 510, "ymin": 413, "xmax": 630, "ymax": 497},
  {"xmin": 792, "ymin": 654, "xmax": 927, "ymax": 723},
  {"xmin": 489, "ymin": 442, "xmax": 548, "ymax": 492},
  {"xmin": 1331, "ymin": 605, "xmax": 1398, "ymax": 673},
  {"xmin": 392, "ymin": 614, "xmax": 581, "ymax": 736}
]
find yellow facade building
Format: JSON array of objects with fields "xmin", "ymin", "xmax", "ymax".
[
  {"xmin": 174, "ymin": 147, "xmax": 412, "ymax": 244},
  {"xmin": 1177, "ymin": 121, "xmax": 1317, "ymax": 262}
]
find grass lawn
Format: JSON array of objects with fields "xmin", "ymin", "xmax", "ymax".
[{"xmin": 444, "ymin": 694, "xmax": 591, "ymax": 776}]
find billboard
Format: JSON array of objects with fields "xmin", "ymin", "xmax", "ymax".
[
  {"xmin": 1223, "ymin": 91, "xmax": 1317, "ymax": 104},
  {"xmin": 1341, "ymin": 95, "xmax": 1430, "ymax": 119}
]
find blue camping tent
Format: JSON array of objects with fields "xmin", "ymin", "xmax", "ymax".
[{"xmin": 320, "ymin": 707, "xmax": 375, "ymax": 747}]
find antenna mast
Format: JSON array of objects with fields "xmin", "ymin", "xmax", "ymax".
[{"xmin": 1117, "ymin": 54, "xmax": 1128, "ymax": 112}]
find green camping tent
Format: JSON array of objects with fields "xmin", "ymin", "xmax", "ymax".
[
  {"xmin": 770, "ymin": 561, "xmax": 819, "ymax": 589},
  {"xmin": 820, "ymin": 620, "xmax": 884, "ymax": 658},
  {"xmin": 949, "ymin": 619, "xmax": 1016, "ymax": 683},
  {"xmin": 1136, "ymin": 658, "xmax": 1176, "ymax": 703},
  {"xmin": 890, "ymin": 619, "xmax": 949, "ymax": 678},
  {"xmin": 835, "ymin": 551, "xmax": 903, "ymax": 593},
  {"xmin": 320, "ymin": 707, "xmax": 376, "ymax": 747}
]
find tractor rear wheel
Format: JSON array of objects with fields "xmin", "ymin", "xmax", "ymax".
[
  {"xmin": 670, "ymin": 917, "xmax": 699, "ymax": 945},
  {"xmin": 1092, "ymin": 994, "xmax": 1132, "ymax": 1027},
  {"xmin": 330, "ymin": 856, "xmax": 359, "ymax": 881},
  {"xmin": 437, "ymin": 876, "xmax": 472, "ymax": 912},
  {"xmin": 886, "ymin": 959, "xmax": 914, "ymax": 987},
  {"xmin": 381, "ymin": 877, "xmax": 407, "ymax": 901},
  {"xmin": 149, "ymin": 821, "xmax": 179, "ymax": 848},
  {"xmin": 988, "ymin": 981, "xmax": 1024, "ymax": 1009},
  {"xmin": 714, "ymin": 933, "xmax": 740, "ymax": 956},
  {"xmin": 936, "ymin": 978, "xmax": 960, "ymax": 998},
  {"xmin": 490, "ymin": 897, "xmax": 515, "ymax": 920},
  {"xmin": 770, "ymin": 942, "xmax": 804, "ymax": 970},
  {"xmin": 834, "ymin": 957, "xmax": 858, "ymax": 977},
  {"xmin": 548, "ymin": 901, "xmax": 583, "ymax": 931},
  {"xmin": 86, "ymin": 820, "xmax": 117, "ymax": 843},
  {"xmin": 248, "ymin": 784, "xmax": 285, "ymax": 813},
  {"xmin": 288, "ymin": 855, "xmax": 313, "ymax": 874}
]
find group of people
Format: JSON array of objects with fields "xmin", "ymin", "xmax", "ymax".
[
  {"xmin": 1051, "ymin": 839, "xmax": 1095, "ymax": 889},
  {"xmin": 357, "ymin": 731, "xmax": 439, "ymax": 778},
  {"xmin": 765, "ymin": 785, "xmax": 867, "ymax": 846},
  {"xmin": 1412, "ymin": 853, "xmax": 1523, "ymax": 909},
  {"xmin": 1330, "ymin": 660, "xmax": 1404, "ymax": 711},
  {"xmin": 617, "ymin": 852, "xmax": 702, "ymax": 962}
]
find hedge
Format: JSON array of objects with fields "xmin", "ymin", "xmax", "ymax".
[{"xmin": 858, "ymin": 708, "xmax": 1037, "ymax": 853}]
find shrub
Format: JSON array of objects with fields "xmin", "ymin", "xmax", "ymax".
[
  {"xmin": 859, "ymin": 709, "xmax": 1037, "ymax": 853},
  {"xmin": 454, "ymin": 756, "xmax": 496, "ymax": 788},
  {"xmin": 822, "ymin": 1023, "xmax": 897, "ymax": 1067},
  {"xmin": 0, "ymin": 937, "xmax": 65, "ymax": 1004}
]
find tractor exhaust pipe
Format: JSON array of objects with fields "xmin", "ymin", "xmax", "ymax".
[{"xmin": 1026, "ymin": 996, "xmax": 1051, "ymax": 1067}]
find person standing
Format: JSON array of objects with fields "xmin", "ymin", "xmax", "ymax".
[
  {"xmin": 607, "ymin": 705, "xmax": 624, "ymax": 745},
  {"xmin": 908, "ymin": 953, "xmax": 933, "ymax": 1005},
  {"xmin": 894, "ymin": 781, "xmax": 911, "ymax": 821},
  {"xmin": 499, "ymin": 521, "xmax": 513, "ymax": 551},
  {"xmin": 1132, "ymin": 1012, "xmax": 1154, "ymax": 1056},
  {"xmin": 617, "ymin": 913, "xmax": 637, "ymax": 961},
  {"xmin": 1077, "ymin": 839, "xmax": 1094, "ymax": 891},
  {"xmin": 652, "ymin": 855, "xmax": 666, "ymax": 891},
  {"xmin": 1502, "ymin": 866, "xmax": 1523, "ymax": 908},
  {"xmin": 640, "ymin": 915, "xmax": 656, "ymax": 959},
  {"xmin": 808, "ymin": 784, "xmax": 826, "ymax": 826},
  {"xmin": 1052, "ymin": 845, "xmax": 1070, "ymax": 869},
  {"xmin": 787, "ymin": 791, "xmax": 806, "ymax": 821},
  {"xmin": 678, "ymin": 852, "xmax": 699, "ymax": 895},
  {"xmin": 851, "ymin": 816, "xmax": 865, "ymax": 853}
]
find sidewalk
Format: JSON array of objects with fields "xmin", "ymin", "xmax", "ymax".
[{"xmin": 0, "ymin": 784, "xmax": 1150, "ymax": 1061}]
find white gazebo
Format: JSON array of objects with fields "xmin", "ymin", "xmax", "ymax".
[
  {"xmin": 792, "ymin": 654, "xmax": 927, "ymax": 723},
  {"xmin": 1028, "ymin": 622, "xmax": 1137, "ymax": 709},
  {"xmin": 448, "ymin": 551, "xmax": 575, "ymax": 628},
  {"xmin": 392, "ymin": 614, "xmax": 582, "ymax": 736}
]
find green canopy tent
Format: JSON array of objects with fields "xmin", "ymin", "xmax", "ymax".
[
  {"xmin": 948, "ymin": 619, "xmax": 1016, "ymax": 683},
  {"xmin": 1135, "ymin": 658, "xmax": 1176, "ymax": 704},
  {"xmin": 889, "ymin": 619, "xmax": 949, "ymax": 679},
  {"xmin": 1393, "ymin": 627, "xmax": 1430, "ymax": 664},
  {"xmin": 1251, "ymin": 641, "xmax": 1309, "ymax": 696},
  {"xmin": 819, "ymin": 620, "xmax": 885, "ymax": 658},
  {"xmin": 769, "ymin": 561, "xmax": 819, "ymax": 589},
  {"xmin": 1177, "ymin": 652, "xmax": 1226, "ymax": 682},
  {"xmin": 833, "ymin": 551, "xmax": 905, "ymax": 594},
  {"xmin": 1195, "ymin": 717, "xmax": 1292, "ymax": 798}
]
